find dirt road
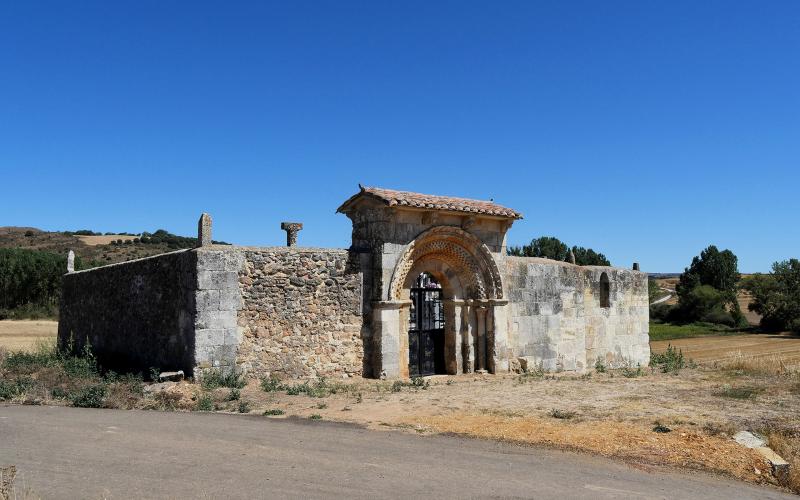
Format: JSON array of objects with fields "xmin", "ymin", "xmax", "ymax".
[{"xmin": 0, "ymin": 405, "xmax": 793, "ymax": 499}]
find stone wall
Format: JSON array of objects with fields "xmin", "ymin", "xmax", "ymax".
[
  {"xmin": 502, "ymin": 256, "xmax": 649, "ymax": 372},
  {"xmin": 58, "ymin": 250, "xmax": 197, "ymax": 374},
  {"xmin": 236, "ymin": 248, "xmax": 365, "ymax": 379}
]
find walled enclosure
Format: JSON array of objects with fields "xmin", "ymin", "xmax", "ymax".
[{"xmin": 59, "ymin": 186, "xmax": 649, "ymax": 379}]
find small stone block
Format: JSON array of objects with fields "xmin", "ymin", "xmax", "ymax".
[{"xmin": 159, "ymin": 370, "xmax": 184, "ymax": 382}]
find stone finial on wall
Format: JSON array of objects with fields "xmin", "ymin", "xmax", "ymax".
[
  {"xmin": 633, "ymin": 262, "xmax": 640, "ymax": 271},
  {"xmin": 197, "ymin": 213, "xmax": 212, "ymax": 247},
  {"xmin": 568, "ymin": 249, "xmax": 576, "ymax": 265},
  {"xmin": 67, "ymin": 250, "xmax": 75, "ymax": 273},
  {"xmin": 281, "ymin": 222, "xmax": 303, "ymax": 247}
]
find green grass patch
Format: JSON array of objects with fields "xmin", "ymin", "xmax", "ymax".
[{"xmin": 649, "ymin": 321, "xmax": 746, "ymax": 341}]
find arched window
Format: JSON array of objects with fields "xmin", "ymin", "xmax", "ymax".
[{"xmin": 599, "ymin": 272, "xmax": 610, "ymax": 308}]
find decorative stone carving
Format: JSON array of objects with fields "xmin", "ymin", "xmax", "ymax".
[
  {"xmin": 280, "ymin": 222, "xmax": 303, "ymax": 247},
  {"xmin": 461, "ymin": 216, "xmax": 476, "ymax": 230},
  {"xmin": 197, "ymin": 213, "xmax": 212, "ymax": 247},
  {"xmin": 388, "ymin": 226, "xmax": 503, "ymax": 301}
]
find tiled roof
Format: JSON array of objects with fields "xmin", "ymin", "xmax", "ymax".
[{"xmin": 338, "ymin": 186, "xmax": 523, "ymax": 219}]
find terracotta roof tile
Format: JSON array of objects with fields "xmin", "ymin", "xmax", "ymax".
[{"xmin": 338, "ymin": 186, "xmax": 523, "ymax": 219}]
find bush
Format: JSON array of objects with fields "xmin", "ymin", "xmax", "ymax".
[
  {"xmin": 744, "ymin": 260, "xmax": 800, "ymax": 333},
  {"xmin": 237, "ymin": 400, "xmax": 250, "ymax": 413},
  {"xmin": 263, "ymin": 408, "xmax": 285, "ymax": 416},
  {"xmin": 196, "ymin": 394, "xmax": 214, "ymax": 411},
  {"xmin": 650, "ymin": 345, "xmax": 687, "ymax": 373},
  {"xmin": 201, "ymin": 369, "xmax": 246, "ymax": 390},
  {"xmin": 70, "ymin": 384, "xmax": 107, "ymax": 408}
]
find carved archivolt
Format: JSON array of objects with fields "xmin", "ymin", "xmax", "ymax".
[{"xmin": 389, "ymin": 226, "xmax": 503, "ymax": 300}]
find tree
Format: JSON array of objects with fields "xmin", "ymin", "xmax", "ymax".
[
  {"xmin": 571, "ymin": 246, "xmax": 611, "ymax": 266},
  {"xmin": 676, "ymin": 246, "xmax": 740, "ymax": 298},
  {"xmin": 744, "ymin": 259, "xmax": 800, "ymax": 332},
  {"xmin": 675, "ymin": 245, "xmax": 743, "ymax": 325},
  {"xmin": 508, "ymin": 236, "xmax": 569, "ymax": 261}
]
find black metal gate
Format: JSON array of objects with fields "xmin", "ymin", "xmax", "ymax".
[{"xmin": 408, "ymin": 273, "xmax": 445, "ymax": 377}]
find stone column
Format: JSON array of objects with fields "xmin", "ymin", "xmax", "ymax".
[
  {"xmin": 461, "ymin": 303, "xmax": 474, "ymax": 373},
  {"xmin": 443, "ymin": 299, "xmax": 463, "ymax": 375},
  {"xmin": 371, "ymin": 300, "xmax": 408, "ymax": 379},
  {"xmin": 280, "ymin": 222, "xmax": 303, "ymax": 247},
  {"xmin": 475, "ymin": 306, "xmax": 488, "ymax": 373},
  {"xmin": 197, "ymin": 213, "xmax": 212, "ymax": 247},
  {"xmin": 66, "ymin": 250, "xmax": 75, "ymax": 273},
  {"xmin": 489, "ymin": 299, "xmax": 510, "ymax": 373}
]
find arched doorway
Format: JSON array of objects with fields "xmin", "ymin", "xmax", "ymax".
[
  {"xmin": 408, "ymin": 272, "xmax": 445, "ymax": 376},
  {"xmin": 376, "ymin": 225, "xmax": 510, "ymax": 378}
]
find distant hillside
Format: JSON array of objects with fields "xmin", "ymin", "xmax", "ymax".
[{"xmin": 0, "ymin": 227, "xmax": 229, "ymax": 267}]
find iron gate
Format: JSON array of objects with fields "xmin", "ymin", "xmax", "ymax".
[{"xmin": 408, "ymin": 273, "xmax": 445, "ymax": 377}]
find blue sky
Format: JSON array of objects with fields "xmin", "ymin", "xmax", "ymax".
[{"xmin": 1, "ymin": 1, "xmax": 798, "ymax": 272}]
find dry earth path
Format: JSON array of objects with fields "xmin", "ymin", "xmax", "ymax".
[{"xmin": 0, "ymin": 405, "xmax": 793, "ymax": 500}]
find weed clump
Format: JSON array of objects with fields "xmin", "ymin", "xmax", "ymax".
[
  {"xmin": 201, "ymin": 369, "xmax": 246, "ymax": 390},
  {"xmin": 237, "ymin": 400, "xmax": 250, "ymax": 413},
  {"xmin": 196, "ymin": 394, "xmax": 214, "ymax": 411},
  {"xmin": 549, "ymin": 408, "xmax": 576, "ymax": 420},
  {"xmin": 653, "ymin": 422, "xmax": 672, "ymax": 433},
  {"xmin": 391, "ymin": 377, "xmax": 430, "ymax": 392},
  {"xmin": 70, "ymin": 384, "xmax": 106, "ymax": 408},
  {"xmin": 650, "ymin": 345, "xmax": 688, "ymax": 373},
  {"xmin": 263, "ymin": 408, "xmax": 285, "ymax": 416}
]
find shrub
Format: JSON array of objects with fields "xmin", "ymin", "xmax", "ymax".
[
  {"xmin": 263, "ymin": 409, "xmax": 285, "ymax": 416},
  {"xmin": 621, "ymin": 363, "xmax": 643, "ymax": 378},
  {"xmin": 309, "ymin": 414, "xmax": 322, "ymax": 420},
  {"xmin": 650, "ymin": 345, "xmax": 687, "ymax": 373},
  {"xmin": 70, "ymin": 384, "xmax": 107, "ymax": 408},
  {"xmin": 201, "ymin": 369, "xmax": 246, "ymax": 390},
  {"xmin": 226, "ymin": 388, "xmax": 241, "ymax": 401},
  {"xmin": 0, "ymin": 377, "xmax": 33, "ymax": 400},
  {"xmin": 196, "ymin": 394, "xmax": 214, "ymax": 411},
  {"xmin": 594, "ymin": 358, "xmax": 606, "ymax": 373},
  {"xmin": 260, "ymin": 375, "xmax": 283, "ymax": 392},
  {"xmin": 237, "ymin": 400, "xmax": 250, "ymax": 413}
]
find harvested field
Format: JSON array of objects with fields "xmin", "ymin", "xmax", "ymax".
[
  {"xmin": 651, "ymin": 332, "xmax": 800, "ymax": 367},
  {"xmin": 77, "ymin": 234, "xmax": 138, "ymax": 246},
  {"xmin": 0, "ymin": 320, "xmax": 57, "ymax": 351}
]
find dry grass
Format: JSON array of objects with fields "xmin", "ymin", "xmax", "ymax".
[
  {"xmin": 716, "ymin": 350, "xmax": 800, "ymax": 377},
  {"xmin": 763, "ymin": 430, "xmax": 800, "ymax": 493},
  {"xmin": 405, "ymin": 413, "xmax": 768, "ymax": 482},
  {"xmin": 76, "ymin": 234, "xmax": 138, "ymax": 246},
  {"xmin": 0, "ymin": 321, "xmax": 58, "ymax": 352}
]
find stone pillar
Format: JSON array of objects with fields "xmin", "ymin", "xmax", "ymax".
[
  {"xmin": 281, "ymin": 222, "xmax": 303, "ymax": 247},
  {"xmin": 568, "ymin": 249, "xmax": 576, "ymax": 265},
  {"xmin": 66, "ymin": 250, "xmax": 75, "ymax": 273},
  {"xmin": 633, "ymin": 262, "xmax": 640, "ymax": 271},
  {"xmin": 371, "ymin": 300, "xmax": 407, "ymax": 379},
  {"xmin": 489, "ymin": 299, "xmax": 510, "ymax": 373},
  {"xmin": 461, "ymin": 303, "xmax": 474, "ymax": 373},
  {"xmin": 197, "ymin": 213, "xmax": 212, "ymax": 247},
  {"xmin": 443, "ymin": 299, "xmax": 462, "ymax": 375},
  {"xmin": 475, "ymin": 306, "xmax": 488, "ymax": 373}
]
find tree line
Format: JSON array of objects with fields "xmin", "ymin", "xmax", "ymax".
[
  {"xmin": 0, "ymin": 248, "xmax": 85, "ymax": 319},
  {"xmin": 507, "ymin": 236, "xmax": 611, "ymax": 266}
]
